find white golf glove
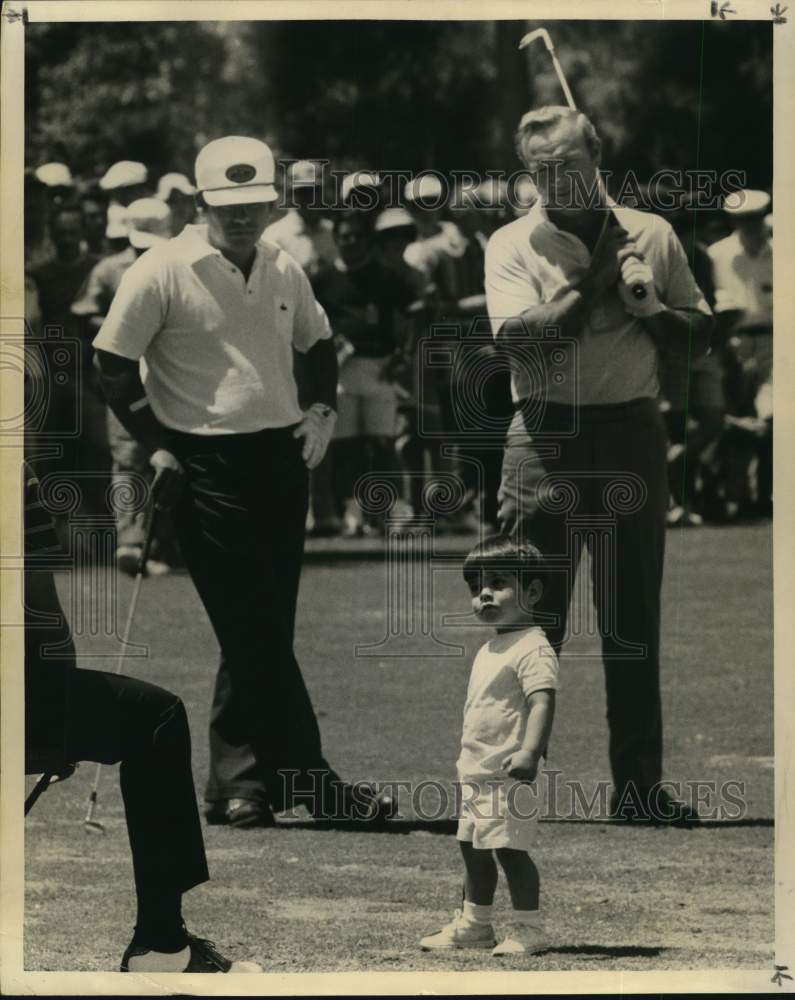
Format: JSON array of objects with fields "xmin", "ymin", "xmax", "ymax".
[
  {"xmin": 150, "ymin": 449, "xmax": 185, "ymax": 511},
  {"xmin": 617, "ymin": 251, "xmax": 664, "ymax": 318},
  {"xmin": 293, "ymin": 403, "xmax": 337, "ymax": 470}
]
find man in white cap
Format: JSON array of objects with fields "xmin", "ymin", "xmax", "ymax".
[
  {"xmin": 403, "ymin": 173, "xmax": 484, "ymax": 532},
  {"xmin": 264, "ymin": 159, "xmax": 339, "ymax": 535},
  {"xmin": 100, "ymin": 160, "xmax": 150, "ymax": 251},
  {"xmin": 156, "ymin": 172, "xmax": 197, "ymax": 236},
  {"xmin": 94, "ymin": 136, "xmax": 393, "ymax": 828},
  {"xmin": 708, "ymin": 189, "xmax": 773, "ymax": 517},
  {"xmin": 340, "ymin": 171, "xmax": 383, "ymax": 215},
  {"xmin": 264, "ymin": 159, "xmax": 336, "ymax": 276},
  {"xmin": 74, "ymin": 198, "xmax": 176, "ymax": 575},
  {"xmin": 34, "ymin": 161, "xmax": 75, "ymax": 206}
]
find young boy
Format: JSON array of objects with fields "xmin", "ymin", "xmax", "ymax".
[{"xmin": 420, "ymin": 535, "xmax": 558, "ymax": 957}]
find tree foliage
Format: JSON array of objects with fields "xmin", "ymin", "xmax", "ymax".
[{"xmin": 25, "ymin": 18, "xmax": 772, "ymax": 187}]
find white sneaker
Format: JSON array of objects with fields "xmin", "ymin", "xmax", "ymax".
[
  {"xmin": 492, "ymin": 925, "xmax": 549, "ymax": 956},
  {"xmin": 419, "ymin": 909, "xmax": 496, "ymax": 950}
]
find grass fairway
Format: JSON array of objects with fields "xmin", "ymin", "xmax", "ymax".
[{"xmin": 24, "ymin": 523, "xmax": 773, "ymax": 973}]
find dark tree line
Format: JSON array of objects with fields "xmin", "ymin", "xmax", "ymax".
[{"xmin": 25, "ymin": 18, "xmax": 772, "ymax": 189}]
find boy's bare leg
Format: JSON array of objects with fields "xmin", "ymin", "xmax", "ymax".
[
  {"xmin": 495, "ymin": 848, "xmax": 539, "ymax": 910},
  {"xmin": 460, "ymin": 841, "xmax": 498, "ymax": 904}
]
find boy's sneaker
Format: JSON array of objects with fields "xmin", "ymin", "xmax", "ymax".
[
  {"xmin": 492, "ymin": 926, "xmax": 549, "ymax": 956},
  {"xmin": 121, "ymin": 931, "xmax": 262, "ymax": 972},
  {"xmin": 419, "ymin": 909, "xmax": 496, "ymax": 950}
]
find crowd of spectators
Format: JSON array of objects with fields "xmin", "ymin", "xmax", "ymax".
[{"xmin": 24, "ymin": 154, "xmax": 773, "ymax": 574}]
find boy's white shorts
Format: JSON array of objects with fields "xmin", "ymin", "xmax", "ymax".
[{"xmin": 456, "ymin": 778, "xmax": 543, "ymax": 852}]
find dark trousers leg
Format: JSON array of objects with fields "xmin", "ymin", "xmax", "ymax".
[
  {"xmin": 27, "ymin": 667, "xmax": 208, "ymax": 896},
  {"xmin": 170, "ymin": 429, "xmax": 328, "ymax": 808},
  {"xmin": 590, "ymin": 407, "xmax": 667, "ymax": 791},
  {"xmin": 498, "ymin": 422, "xmax": 586, "ymax": 652}
]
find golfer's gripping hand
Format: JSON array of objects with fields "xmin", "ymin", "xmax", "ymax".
[
  {"xmin": 150, "ymin": 449, "xmax": 185, "ymax": 511},
  {"xmin": 293, "ymin": 403, "xmax": 337, "ymax": 470},
  {"xmin": 616, "ymin": 247, "xmax": 663, "ymax": 317},
  {"xmin": 584, "ymin": 225, "xmax": 644, "ymax": 301}
]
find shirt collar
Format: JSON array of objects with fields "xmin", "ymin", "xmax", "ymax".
[{"xmin": 178, "ymin": 223, "xmax": 280, "ymax": 269}]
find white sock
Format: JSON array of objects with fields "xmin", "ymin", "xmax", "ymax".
[
  {"xmin": 462, "ymin": 900, "xmax": 493, "ymax": 925},
  {"xmin": 510, "ymin": 909, "xmax": 544, "ymax": 930},
  {"xmin": 127, "ymin": 944, "xmax": 191, "ymax": 972}
]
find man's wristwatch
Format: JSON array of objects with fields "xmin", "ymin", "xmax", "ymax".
[{"xmin": 310, "ymin": 403, "xmax": 336, "ymax": 420}]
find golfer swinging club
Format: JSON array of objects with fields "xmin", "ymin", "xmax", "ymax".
[
  {"xmin": 95, "ymin": 136, "xmax": 393, "ymax": 828},
  {"xmin": 486, "ymin": 106, "xmax": 713, "ymax": 823}
]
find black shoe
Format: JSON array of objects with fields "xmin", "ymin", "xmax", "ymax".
[
  {"xmin": 310, "ymin": 781, "xmax": 398, "ymax": 823},
  {"xmin": 204, "ymin": 798, "xmax": 276, "ymax": 829},
  {"xmin": 121, "ymin": 930, "xmax": 262, "ymax": 972},
  {"xmin": 609, "ymin": 785, "xmax": 700, "ymax": 827}
]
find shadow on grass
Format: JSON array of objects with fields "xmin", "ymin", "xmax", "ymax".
[
  {"xmin": 548, "ymin": 944, "xmax": 664, "ymax": 958},
  {"xmin": 270, "ymin": 816, "xmax": 772, "ymax": 834}
]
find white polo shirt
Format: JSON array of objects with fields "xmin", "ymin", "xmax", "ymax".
[
  {"xmin": 456, "ymin": 627, "xmax": 559, "ymax": 781},
  {"xmin": 93, "ymin": 224, "xmax": 332, "ymax": 434},
  {"xmin": 485, "ymin": 201, "xmax": 711, "ymax": 406},
  {"xmin": 708, "ymin": 231, "xmax": 772, "ymax": 329}
]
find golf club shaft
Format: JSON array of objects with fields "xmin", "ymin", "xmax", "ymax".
[
  {"xmin": 84, "ymin": 503, "xmax": 158, "ymax": 827},
  {"xmin": 519, "ymin": 27, "xmax": 646, "ymax": 301}
]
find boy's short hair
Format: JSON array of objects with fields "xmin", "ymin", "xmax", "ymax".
[{"xmin": 463, "ymin": 534, "xmax": 546, "ymax": 591}]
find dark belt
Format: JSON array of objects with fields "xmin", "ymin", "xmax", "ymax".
[
  {"xmin": 735, "ymin": 324, "xmax": 773, "ymax": 338},
  {"xmin": 514, "ymin": 397, "xmax": 660, "ymax": 426}
]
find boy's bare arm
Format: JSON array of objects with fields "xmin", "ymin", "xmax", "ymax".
[{"xmin": 502, "ymin": 689, "xmax": 556, "ymax": 782}]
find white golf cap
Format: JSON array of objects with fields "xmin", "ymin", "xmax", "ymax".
[
  {"xmin": 374, "ymin": 207, "xmax": 416, "ymax": 234},
  {"xmin": 35, "ymin": 162, "xmax": 74, "ymax": 188},
  {"xmin": 404, "ymin": 174, "xmax": 444, "ymax": 203},
  {"xmin": 195, "ymin": 136, "xmax": 278, "ymax": 206},
  {"xmin": 105, "ymin": 202, "xmax": 130, "ymax": 239},
  {"xmin": 126, "ymin": 198, "xmax": 172, "ymax": 249},
  {"xmin": 100, "ymin": 160, "xmax": 148, "ymax": 191},
  {"xmin": 156, "ymin": 172, "xmax": 196, "ymax": 200},
  {"xmin": 341, "ymin": 171, "xmax": 380, "ymax": 202},
  {"xmin": 288, "ymin": 159, "xmax": 323, "ymax": 188},
  {"xmin": 722, "ymin": 189, "xmax": 771, "ymax": 216}
]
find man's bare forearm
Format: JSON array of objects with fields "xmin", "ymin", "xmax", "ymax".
[
  {"xmin": 494, "ymin": 272, "xmax": 607, "ymax": 349},
  {"xmin": 94, "ymin": 349, "xmax": 173, "ymax": 455},
  {"xmin": 644, "ymin": 307, "xmax": 712, "ymax": 360}
]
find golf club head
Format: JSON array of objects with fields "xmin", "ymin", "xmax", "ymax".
[
  {"xmin": 84, "ymin": 819, "xmax": 106, "ymax": 834},
  {"xmin": 519, "ymin": 27, "xmax": 554, "ymax": 52}
]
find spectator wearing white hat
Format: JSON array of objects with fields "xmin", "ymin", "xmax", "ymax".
[
  {"xmin": 99, "ymin": 160, "xmax": 150, "ymax": 251},
  {"xmin": 264, "ymin": 159, "xmax": 339, "ymax": 535},
  {"xmin": 34, "ymin": 161, "xmax": 75, "ymax": 207},
  {"xmin": 156, "ymin": 172, "xmax": 197, "ymax": 236},
  {"xmin": 74, "ymin": 198, "xmax": 177, "ymax": 575},
  {"xmin": 94, "ymin": 136, "xmax": 394, "ymax": 828},
  {"xmin": 340, "ymin": 171, "xmax": 383, "ymax": 216},
  {"xmin": 264, "ymin": 159, "xmax": 336, "ymax": 276},
  {"xmin": 709, "ymin": 189, "xmax": 773, "ymax": 517},
  {"xmin": 313, "ymin": 211, "xmax": 421, "ymax": 536},
  {"xmin": 403, "ymin": 174, "xmax": 485, "ymax": 532}
]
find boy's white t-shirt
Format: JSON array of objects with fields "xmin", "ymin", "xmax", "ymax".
[{"xmin": 456, "ymin": 626, "xmax": 559, "ymax": 781}]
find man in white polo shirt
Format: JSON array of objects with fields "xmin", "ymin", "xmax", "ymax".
[
  {"xmin": 486, "ymin": 106, "xmax": 712, "ymax": 824},
  {"xmin": 94, "ymin": 136, "xmax": 393, "ymax": 829}
]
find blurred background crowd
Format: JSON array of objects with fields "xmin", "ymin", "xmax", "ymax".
[{"xmin": 23, "ymin": 18, "xmax": 773, "ymax": 575}]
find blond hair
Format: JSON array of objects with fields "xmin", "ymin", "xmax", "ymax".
[{"xmin": 515, "ymin": 106, "xmax": 601, "ymax": 167}]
